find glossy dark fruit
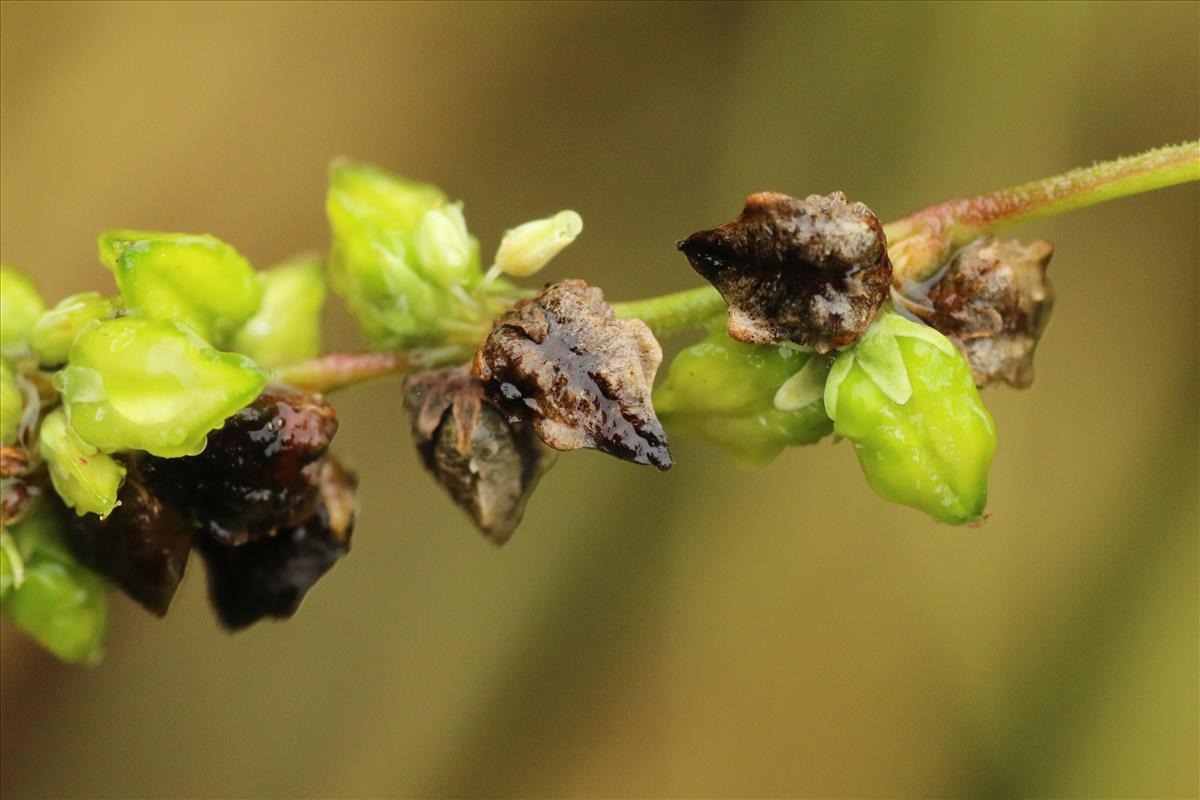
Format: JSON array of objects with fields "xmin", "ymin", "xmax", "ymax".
[
  {"xmin": 900, "ymin": 237, "xmax": 1054, "ymax": 388},
  {"xmin": 405, "ymin": 365, "xmax": 556, "ymax": 544},
  {"xmin": 198, "ymin": 456, "xmax": 357, "ymax": 630},
  {"xmin": 58, "ymin": 464, "xmax": 193, "ymax": 616},
  {"xmin": 472, "ymin": 279, "xmax": 671, "ymax": 469},
  {"xmin": 139, "ymin": 388, "xmax": 338, "ymax": 545},
  {"xmin": 679, "ymin": 191, "xmax": 892, "ymax": 353}
]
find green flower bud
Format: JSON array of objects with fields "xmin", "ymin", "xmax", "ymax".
[
  {"xmin": 0, "ymin": 531, "xmax": 24, "ymax": 600},
  {"xmin": 54, "ymin": 317, "xmax": 268, "ymax": 458},
  {"xmin": 29, "ymin": 292, "xmax": 117, "ymax": 367},
  {"xmin": 39, "ymin": 409, "xmax": 127, "ymax": 517},
  {"xmin": 98, "ymin": 231, "xmax": 263, "ymax": 344},
  {"xmin": 325, "ymin": 161, "xmax": 492, "ymax": 348},
  {"xmin": 415, "ymin": 203, "xmax": 479, "ymax": 289},
  {"xmin": 492, "ymin": 210, "xmax": 583, "ymax": 278},
  {"xmin": 824, "ymin": 312, "xmax": 996, "ymax": 524},
  {"xmin": 327, "ymin": 160, "xmax": 447, "ymax": 237},
  {"xmin": 3, "ymin": 506, "xmax": 108, "ymax": 664},
  {"xmin": 5, "ymin": 553, "xmax": 108, "ymax": 664},
  {"xmin": 1, "ymin": 360, "xmax": 22, "ymax": 446},
  {"xmin": 230, "ymin": 255, "xmax": 326, "ymax": 369},
  {"xmin": 1, "ymin": 265, "xmax": 46, "ymax": 357},
  {"xmin": 654, "ymin": 326, "xmax": 833, "ymax": 466}
]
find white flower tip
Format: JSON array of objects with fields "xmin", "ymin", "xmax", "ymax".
[{"xmin": 494, "ymin": 210, "xmax": 584, "ymax": 278}]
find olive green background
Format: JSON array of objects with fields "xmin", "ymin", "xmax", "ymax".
[{"xmin": 1, "ymin": 2, "xmax": 1197, "ymax": 797}]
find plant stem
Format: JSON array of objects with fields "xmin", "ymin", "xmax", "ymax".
[
  {"xmin": 886, "ymin": 140, "xmax": 1199, "ymax": 286},
  {"xmin": 300, "ymin": 142, "xmax": 1199, "ymax": 393},
  {"xmin": 613, "ymin": 140, "xmax": 1199, "ymax": 327},
  {"xmin": 612, "ymin": 286, "xmax": 727, "ymax": 336},
  {"xmin": 274, "ymin": 346, "xmax": 470, "ymax": 393}
]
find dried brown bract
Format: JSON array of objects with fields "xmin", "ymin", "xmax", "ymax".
[
  {"xmin": 0, "ymin": 445, "xmax": 31, "ymax": 479},
  {"xmin": 139, "ymin": 388, "xmax": 339, "ymax": 545},
  {"xmin": 404, "ymin": 365, "xmax": 556, "ymax": 545},
  {"xmin": 59, "ymin": 462, "xmax": 193, "ymax": 616},
  {"xmin": 198, "ymin": 454, "xmax": 358, "ymax": 631},
  {"xmin": 902, "ymin": 238, "xmax": 1054, "ymax": 388},
  {"xmin": 472, "ymin": 279, "xmax": 671, "ymax": 469},
  {"xmin": 679, "ymin": 191, "xmax": 892, "ymax": 352}
]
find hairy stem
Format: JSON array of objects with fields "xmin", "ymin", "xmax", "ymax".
[
  {"xmin": 274, "ymin": 346, "xmax": 470, "ymax": 393},
  {"xmin": 301, "ymin": 142, "xmax": 1199, "ymax": 393},
  {"xmin": 614, "ymin": 140, "xmax": 1200, "ymax": 328},
  {"xmin": 886, "ymin": 140, "xmax": 1199, "ymax": 286}
]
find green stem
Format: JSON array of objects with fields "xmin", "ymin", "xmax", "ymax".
[
  {"xmin": 615, "ymin": 140, "xmax": 1200, "ymax": 324},
  {"xmin": 274, "ymin": 346, "xmax": 469, "ymax": 393},
  {"xmin": 886, "ymin": 140, "xmax": 1199, "ymax": 285},
  {"xmin": 612, "ymin": 286, "xmax": 726, "ymax": 336},
  {"xmin": 300, "ymin": 142, "xmax": 1198, "ymax": 393}
]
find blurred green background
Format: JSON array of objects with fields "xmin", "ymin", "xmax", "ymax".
[{"xmin": 1, "ymin": 2, "xmax": 1197, "ymax": 797}]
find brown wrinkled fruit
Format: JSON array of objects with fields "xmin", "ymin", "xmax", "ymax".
[
  {"xmin": 902, "ymin": 238, "xmax": 1054, "ymax": 388},
  {"xmin": 679, "ymin": 191, "xmax": 892, "ymax": 353},
  {"xmin": 198, "ymin": 454, "xmax": 358, "ymax": 631},
  {"xmin": 139, "ymin": 388, "xmax": 338, "ymax": 545},
  {"xmin": 405, "ymin": 365, "xmax": 556, "ymax": 545},
  {"xmin": 472, "ymin": 279, "xmax": 671, "ymax": 469},
  {"xmin": 59, "ymin": 462, "xmax": 193, "ymax": 616}
]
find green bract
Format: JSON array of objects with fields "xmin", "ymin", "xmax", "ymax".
[
  {"xmin": 0, "ymin": 532, "xmax": 23, "ymax": 600},
  {"xmin": 98, "ymin": 231, "xmax": 263, "ymax": 344},
  {"xmin": 825, "ymin": 312, "xmax": 996, "ymax": 524},
  {"xmin": 231, "ymin": 255, "xmax": 326, "ymax": 369},
  {"xmin": 1, "ymin": 360, "xmax": 21, "ymax": 445},
  {"xmin": 30, "ymin": 292, "xmax": 117, "ymax": 366},
  {"xmin": 54, "ymin": 317, "xmax": 268, "ymax": 458},
  {"xmin": 326, "ymin": 161, "xmax": 500, "ymax": 348},
  {"xmin": 40, "ymin": 409, "xmax": 127, "ymax": 517},
  {"xmin": 2, "ymin": 506, "xmax": 108, "ymax": 664},
  {"xmin": 6, "ymin": 554, "xmax": 108, "ymax": 664},
  {"xmin": 1, "ymin": 265, "xmax": 46, "ymax": 357},
  {"xmin": 654, "ymin": 326, "xmax": 833, "ymax": 465}
]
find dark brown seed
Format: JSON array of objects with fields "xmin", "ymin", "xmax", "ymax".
[
  {"xmin": 198, "ymin": 455, "xmax": 358, "ymax": 631},
  {"xmin": 900, "ymin": 238, "xmax": 1054, "ymax": 388},
  {"xmin": 679, "ymin": 191, "xmax": 892, "ymax": 353},
  {"xmin": 58, "ymin": 462, "xmax": 193, "ymax": 616},
  {"xmin": 472, "ymin": 279, "xmax": 671, "ymax": 469},
  {"xmin": 139, "ymin": 388, "xmax": 338, "ymax": 545},
  {"xmin": 404, "ymin": 365, "xmax": 556, "ymax": 544}
]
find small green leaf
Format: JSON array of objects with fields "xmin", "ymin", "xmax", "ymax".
[
  {"xmin": 325, "ymin": 161, "xmax": 495, "ymax": 348},
  {"xmin": 655, "ymin": 325, "xmax": 832, "ymax": 465},
  {"xmin": 327, "ymin": 160, "xmax": 447, "ymax": 237},
  {"xmin": 823, "ymin": 351, "xmax": 855, "ymax": 422},
  {"xmin": 5, "ymin": 553, "xmax": 108, "ymax": 664},
  {"xmin": 415, "ymin": 203, "xmax": 478, "ymax": 288},
  {"xmin": 231, "ymin": 255, "xmax": 326, "ymax": 369},
  {"xmin": 1, "ymin": 266, "xmax": 46, "ymax": 357},
  {"xmin": 40, "ymin": 409, "xmax": 127, "ymax": 517},
  {"xmin": 54, "ymin": 317, "xmax": 267, "ymax": 458},
  {"xmin": 98, "ymin": 231, "xmax": 263, "ymax": 344},
  {"xmin": 29, "ymin": 292, "xmax": 117, "ymax": 366},
  {"xmin": 828, "ymin": 316, "xmax": 996, "ymax": 524},
  {"xmin": 0, "ymin": 360, "xmax": 21, "ymax": 446},
  {"xmin": 0, "ymin": 532, "xmax": 25, "ymax": 600},
  {"xmin": 852, "ymin": 324, "xmax": 912, "ymax": 405},
  {"xmin": 773, "ymin": 353, "xmax": 833, "ymax": 411}
]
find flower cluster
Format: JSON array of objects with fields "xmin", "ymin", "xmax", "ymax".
[{"xmin": 11, "ymin": 141, "xmax": 1181, "ymax": 664}]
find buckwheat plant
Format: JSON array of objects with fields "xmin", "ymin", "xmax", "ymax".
[{"xmin": 1, "ymin": 143, "xmax": 1196, "ymax": 663}]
